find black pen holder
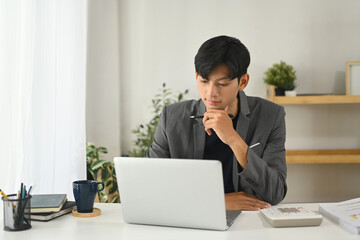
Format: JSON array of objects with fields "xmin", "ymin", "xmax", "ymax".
[{"xmin": 2, "ymin": 194, "xmax": 32, "ymax": 231}]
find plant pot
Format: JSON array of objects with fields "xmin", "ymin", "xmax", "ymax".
[
  {"xmin": 275, "ymin": 87, "xmax": 286, "ymax": 96},
  {"xmin": 285, "ymin": 90, "xmax": 297, "ymax": 97}
]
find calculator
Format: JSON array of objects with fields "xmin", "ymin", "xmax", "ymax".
[{"xmin": 260, "ymin": 206, "xmax": 323, "ymax": 227}]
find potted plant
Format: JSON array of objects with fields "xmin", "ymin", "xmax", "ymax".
[
  {"xmin": 129, "ymin": 83, "xmax": 188, "ymax": 157},
  {"xmin": 264, "ymin": 61, "xmax": 297, "ymax": 96},
  {"xmin": 86, "ymin": 142, "xmax": 119, "ymax": 203},
  {"xmin": 85, "ymin": 84, "xmax": 188, "ymax": 203}
]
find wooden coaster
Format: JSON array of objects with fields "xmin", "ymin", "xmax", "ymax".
[{"xmin": 72, "ymin": 208, "xmax": 101, "ymax": 218}]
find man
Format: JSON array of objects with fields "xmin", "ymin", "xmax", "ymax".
[{"xmin": 148, "ymin": 35, "xmax": 287, "ymax": 211}]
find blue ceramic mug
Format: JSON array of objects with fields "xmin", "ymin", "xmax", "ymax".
[{"xmin": 73, "ymin": 180, "xmax": 105, "ymax": 213}]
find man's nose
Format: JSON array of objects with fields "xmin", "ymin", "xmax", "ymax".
[{"xmin": 208, "ymin": 82, "xmax": 219, "ymax": 97}]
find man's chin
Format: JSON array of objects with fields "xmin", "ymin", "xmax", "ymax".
[{"xmin": 205, "ymin": 105, "xmax": 226, "ymax": 110}]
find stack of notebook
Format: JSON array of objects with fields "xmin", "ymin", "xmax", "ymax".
[
  {"xmin": 30, "ymin": 194, "xmax": 76, "ymax": 221},
  {"xmin": 319, "ymin": 197, "xmax": 360, "ymax": 234}
]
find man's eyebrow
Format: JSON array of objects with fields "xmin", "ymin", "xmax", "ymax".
[
  {"xmin": 200, "ymin": 76, "xmax": 233, "ymax": 81},
  {"xmin": 214, "ymin": 77, "xmax": 233, "ymax": 81}
]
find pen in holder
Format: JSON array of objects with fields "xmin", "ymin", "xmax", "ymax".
[{"xmin": 2, "ymin": 194, "xmax": 32, "ymax": 231}]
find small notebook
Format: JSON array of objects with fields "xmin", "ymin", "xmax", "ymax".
[
  {"xmin": 31, "ymin": 194, "xmax": 67, "ymax": 213},
  {"xmin": 30, "ymin": 201, "xmax": 76, "ymax": 221}
]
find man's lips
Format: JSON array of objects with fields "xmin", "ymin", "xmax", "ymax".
[{"xmin": 207, "ymin": 100, "xmax": 221, "ymax": 105}]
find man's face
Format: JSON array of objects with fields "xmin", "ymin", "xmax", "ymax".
[{"xmin": 196, "ymin": 64, "xmax": 246, "ymax": 113}]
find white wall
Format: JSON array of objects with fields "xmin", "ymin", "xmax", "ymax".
[
  {"xmin": 87, "ymin": 0, "xmax": 360, "ymax": 202},
  {"xmin": 86, "ymin": 0, "xmax": 121, "ymax": 161}
]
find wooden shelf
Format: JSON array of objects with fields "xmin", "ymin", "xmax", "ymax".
[
  {"xmin": 269, "ymin": 95, "xmax": 360, "ymax": 105},
  {"xmin": 286, "ymin": 149, "xmax": 360, "ymax": 164},
  {"xmin": 266, "ymin": 85, "xmax": 360, "ymax": 164},
  {"xmin": 266, "ymin": 85, "xmax": 360, "ymax": 105}
]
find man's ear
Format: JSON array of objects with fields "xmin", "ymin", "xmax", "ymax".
[
  {"xmin": 195, "ymin": 70, "xmax": 198, "ymax": 77},
  {"xmin": 238, "ymin": 74, "xmax": 249, "ymax": 91}
]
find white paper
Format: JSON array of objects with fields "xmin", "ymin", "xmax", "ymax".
[{"xmin": 320, "ymin": 198, "xmax": 360, "ymax": 234}]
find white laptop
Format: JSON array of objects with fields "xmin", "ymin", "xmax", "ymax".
[{"xmin": 113, "ymin": 157, "xmax": 241, "ymax": 231}]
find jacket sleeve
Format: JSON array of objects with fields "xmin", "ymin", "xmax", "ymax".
[
  {"xmin": 147, "ymin": 106, "xmax": 170, "ymax": 158},
  {"xmin": 239, "ymin": 106, "xmax": 287, "ymax": 205}
]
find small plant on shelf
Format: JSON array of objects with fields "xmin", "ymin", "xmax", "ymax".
[{"xmin": 264, "ymin": 61, "xmax": 297, "ymax": 96}]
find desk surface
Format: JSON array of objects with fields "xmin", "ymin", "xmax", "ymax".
[{"xmin": 1, "ymin": 203, "xmax": 359, "ymax": 240}]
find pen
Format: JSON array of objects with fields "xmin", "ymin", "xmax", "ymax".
[
  {"xmin": 190, "ymin": 113, "xmax": 234, "ymax": 119},
  {"xmin": 249, "ymin": 142, "xmax": 260, "ymax": 148},
  {"xmin": 19, "ymin": 186, "xmax": 31, "ymax": 225},
  {"xmin": 0, "ymin": 189, "xmax": 10, "ymax": 200},
  {"xmin": 28, "ymin": 185, "xmax": 33, "ymax": 195},
  {"xmin": 22, "ymin": 185, "xmax": 26, "ymax": 199},
  {"xmin": 20, "ymin": 183, "xmax": 23, "ymax": 199},
  {"xmin": 1, "ymin": 189, "xmax": 16, "ymax": 208},
  {"xmin": 18, "ymin": 183, "xmax": 23, "ymax": 222}
]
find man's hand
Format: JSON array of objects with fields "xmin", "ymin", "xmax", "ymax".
[
  {"xmin": 225, "ymin": 192, "xmax": 271, "ymax": 211},
  {"xmin": 203, "ymin": 108, "xmax": 249, "ymax": 168},
  {"xmin": 202, "ymin": 108, "xmax": 237, "ymax": 145}
]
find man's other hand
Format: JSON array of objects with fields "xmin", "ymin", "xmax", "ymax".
[{"xmin": 225, "ymin": 192, "xmax": 271, "ymax": 211}]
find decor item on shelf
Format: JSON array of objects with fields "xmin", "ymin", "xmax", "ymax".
[
  {"xmin": 285, "ymin": 89, "xmax": 297, "ymax": 97},
  {"xmin": 129, "ymin": 83, "xmax": 188, "ymax": 157},
  {"xmin": 264, "ymin": 61, "xmax": 297, "ymax": 96},
  {"xmin": 346, "ymin": 61, "xmax": 360, "ymax": 96},
  {"xmin": 86, "ymin": 142, "xmax": 119, "ymax": 203}
]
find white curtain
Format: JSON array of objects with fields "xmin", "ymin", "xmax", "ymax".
[{"xmin": 0, "ymin": 0, "xmax": 87, "ymax": 199}]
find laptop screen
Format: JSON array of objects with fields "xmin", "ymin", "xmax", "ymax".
[{"xmin": 114, "ymin": 157, "xmax": 233, "ymax": 230}]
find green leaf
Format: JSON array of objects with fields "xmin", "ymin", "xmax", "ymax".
[
  {"xmin": 87, "ymin": 168, "xmax": 94, "ymax": 178},
  {"xmin": 111, "ymin": 196, "xmax": 119, "ymax": 203},
  {"xmin": 90, "ymin": 160, "xmax": 106, "ymax": 170},
  {"xmin": 98, "ymin": 147, "xmax": 108, "ymax": 153},
  {"xmin": 102, "ymin": 194, "xmax": 108, "ymax": 203},
  {"xmin": 128, "ymin": 84, "xmax": 188, "ymax": 158},
  {"xmin": 103, "ymin": 162, "xmax": 112, "ymax": 168},
  {"xmin": 108, "ymin": 184, "xmax": 118, "ymax": 195},
  {"xmin": 104, "ymin": 180, "xmax": 111, "ymax": 187},
  {"xmin": 101, "ymin": 169, "xmax": 110, "ymax": 180}
]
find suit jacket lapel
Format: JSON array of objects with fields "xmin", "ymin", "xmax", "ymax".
[
  {"xmin": 236, "ymin": 91, "xmax": 251, "ymax": 142},
  {"xmin": 233, "ymin": 91, "xmax": 251, "ymax": 191},
  {"xmin": 193, "ymin": 101, "xmax": 206, "ymax": 159}
]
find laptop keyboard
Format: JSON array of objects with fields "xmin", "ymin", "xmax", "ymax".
[{"xmin": 226, "ymin": 210, "xmax": 241, "ymax": 226}]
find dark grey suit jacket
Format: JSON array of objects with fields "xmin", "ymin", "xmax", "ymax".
[{"xmin": 148, "ymin": 91, "xmax": 287, "ymax": 205}]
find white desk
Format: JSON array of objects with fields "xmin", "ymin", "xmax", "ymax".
[{"xmin": 1, "ymin": 203, "xmax": 359, "ymax": 240}]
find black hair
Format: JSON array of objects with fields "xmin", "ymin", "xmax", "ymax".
[{"xmin": 194, "ymin": 35, "xmax": 250, "ymax": 81}]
